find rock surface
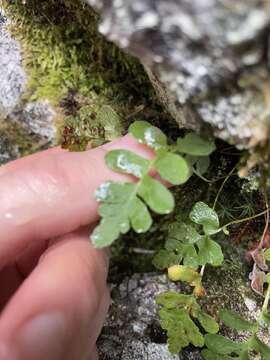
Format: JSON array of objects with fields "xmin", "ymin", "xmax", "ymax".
[
  {"xmin": 86, "ymin": 0, "xmax": 270, "ymax": 148},
  {"xmin": 98, "ymin": 273, "xmax": 195, "ymax": 360},
  {"xmin": 0, "ymin": 134, "xmax": 19, "ymax": 164},
  {"xmin": 0, "ymin": 9, "xmax": 57, "ymax": 157},
  {"xmin": 0, "ymin": 11, "xmax": 27, "ymax": 117},
  {"xmin": 97, "ymin": 264, "xmax": 270, "ymax": 359}
]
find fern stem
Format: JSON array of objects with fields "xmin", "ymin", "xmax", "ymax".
[
  {"xmin": 258, "ymin": 190, "xmax": 269, "ymax": 249},
  {"xmin": 213, "ymin": 164, "xmax": 237, "ymax": 210},
  {"xmin": 262, "ymin": 283, "xmax": 270, "ymax": 313},
  {"xmin": 200, "ymin": 265, "xmax": 206, "ymax": 277},
  {"xmin": 221, "ymin": 209, "xmax": 269, "ymax": 232}
]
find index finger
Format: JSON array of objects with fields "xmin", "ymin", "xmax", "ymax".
[{"xmin": 0, "ymin": 135, "xmax": 154, "ymax": 266}]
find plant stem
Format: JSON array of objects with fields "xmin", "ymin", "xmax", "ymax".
[
  {"xmin": 262, "ymin": 282, "xmax": 270, "ymax": 313},
  {"xmin": 213, "ymin": 164, "xmax": 237, "ymax": 210},
  {"xmin": 259, "ymin": 190, "xmax": 269, "ymax": 249},
  {"xmin": 220, "ymin": 209, "xmax": 269, "ymax": 233},
  {"xmin": 200, "ymin": 265, "xmax": 205, "ymax": 277}
]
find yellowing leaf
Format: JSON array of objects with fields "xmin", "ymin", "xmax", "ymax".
[{"xmin": 168, "ymin": 265, "xmax": 200, "ymax": 284}]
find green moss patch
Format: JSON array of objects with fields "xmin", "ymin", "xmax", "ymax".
[{"xmin": 3, "ymin": 0, "xmax": 173, "ymax": 149}]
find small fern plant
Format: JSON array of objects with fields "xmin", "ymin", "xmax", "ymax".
[
  {"xmin": 202, "ymin": 250, "xmax": 270, "ymax": 359},
  {"xmin": 154, "ymin": 202, "xmax": 270, "ymax": 358},
  {"xmin": 90, "ymin": 121, "xmax": 215, "ymax": 248},
  {"xmin": 156, "ymin": 291, "xmax": 219, "ymax": 354},
  {"xmin": 154, "ymin": 202, "xmax": 223, "ymax": 353}
]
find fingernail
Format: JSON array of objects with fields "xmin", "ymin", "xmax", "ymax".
[{"xmin": 11, "ymin": 312, "xmax": 68, "ymax": 360}]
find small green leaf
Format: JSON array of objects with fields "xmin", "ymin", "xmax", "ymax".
[
  {"xmin": 168, "ymin": 222, "xmax": 202, "ymax": 244},
  {"xmin": 157, "ymin": 295, "xmax": 205, "ymax": 354},
  {"xmin": 197, "ymin": 236, "xmax": 224, "ymax": 266},
  {"xmin": 182, "ymin": 244, "xmax": 200, "ymax": 268},
  {"xmin": 129, "ymin": 121, "xmax": 167, "ymax": 149},
  {"xmin": 251, "ymin": 336, "xmax": 270, "ymax": 359},
  {"xmin": 138, "ymin": 175, "xmax": 174, "ymax": 214},
  {"xmin": 156, "ymin": 291, "xmax": 193, "ymax": 308},
  {"xmin": 153, "ymin": 249, "xmax": 182, "ymax": 270},
  {"xmin": 91, "ymin": 182, "xmax": 152, "ymax": 247},
  {"xmin": 105, "ymin": 149, "xmax": 149, "ymax": 178},
  {"xmin": 264, "ymin": 273, "xmax": 270, "ymax": 284},
  {"xmin": 239, "ymin": 350, "xmax": 250, "ymax": 360},
  {"xmin": 162, "ymin": 222, "xmax": 202, "ymax": 269},
  {"xmin": 91, "ymin": 217, "xmax": 126, "ymax": 248},
  {"xmin": 204, "ymin": 334, "xmax": 245, "ymax": 355},
  {"xmin": 187, "ymin": 155, "xmax": 210, "ymax": 176},
  {"xmin": 158, "ymin": 308, "xmax": 189, "ymax": 353},
  {"xmin": 220, "ymin": 309, "xmax": 256, "ymax": 331},
  {"xmin": 201, "ymin": 349, "xmax": 236, "ymax": 360},
  {"xmin": 262, "ymin": 311, "xmax": 270, "ymax": 326},
  {"xmin": 182, "ymin": 311, "xmax": 205, "ymax": 348},
  {"xmin": 190, "ymin": 202, "xmax": 219, "ymax": 235},
  {"xmin": 177, "ymin": 133, "xmax": 216, "ymax": 156},
  {"xmin": 95, "ymin": 181, "xmax": 134, "ymax": 202},
  {"xmin": 195, "ymin": 156, "xmax": 210, "ymax": 175},
  {"xmin": 264, "ymin": 248, "xmax": 270, "ymax": 261},
  {"xmin": 161, "ymin": 308, "xmax": 204, "ymax": 348},
  {"xmin": 129, "ymin": 197, "xmax": 152, "ymax": 233},
  {"xmin": 197, "ymin": 310, "xmax": 219, "ymax": 334},
  {"xmin": 155, "ymin": 153, "xmax": 190, "ymax": 185},
  {"xmin": 165, "ymin": 237, "xmax": 183, "ymax": 252}
]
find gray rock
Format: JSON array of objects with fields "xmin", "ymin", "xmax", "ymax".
[
  {"xmin": 98, "ymin": 273, "xmax": 182, "ymax": 360},
  {"xmin": 86, "ymin": 0, "xmax": 270, "ymax": 148},
  {"xmin": 0, "ymin": 11, "xmax": 27, "ymax": 117},
  {"xmin": 0, "ymin": 7, "xmax": 57, "ymax": 155},
  {"xmin": 0, "ymin": 135, "xmax": 19, "ymax": 165},
  {"xmin": 98, "ymin": 257, "xmax": 270, "ymax": 359},
  {"xmin": 11, "ymin": 101, "xmax": 56, "ymax": 143}
]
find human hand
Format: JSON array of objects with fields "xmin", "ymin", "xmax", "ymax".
[{"xmin": 0, "ymin": 135, "xmax": 154, "ymax": 360}]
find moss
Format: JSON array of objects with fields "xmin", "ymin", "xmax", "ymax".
[
  {"xmin": 0, "ymin": 120, "xmax": 39, "ymax": 158},
  {"xmin": 3, "ymin": 0, "xmax": 174, "ymax": 150},
  {"xmin": 4, "ymin": 0, "xmax": 150, "ymax": 102}
]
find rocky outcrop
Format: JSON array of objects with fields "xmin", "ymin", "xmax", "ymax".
[{"xmin": 86, "ymin": 0, "xmax": 270, "ymax": 149}]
